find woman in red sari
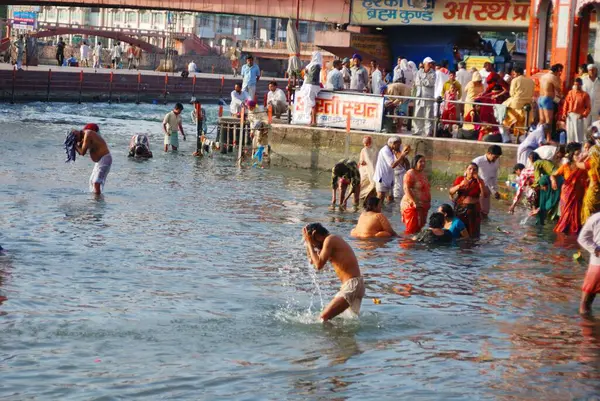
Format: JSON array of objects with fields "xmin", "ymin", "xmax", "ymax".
[
  {"xmin": 401, "ymin": 155, "xmax": 431, "ymax": 234},
  {"xmin": 448, "ymin": 163, "xmax": 490, "ymax": 237},
  {"xmin": 551, "ymin": 142, "xmax": 588, "ymax": 234}
]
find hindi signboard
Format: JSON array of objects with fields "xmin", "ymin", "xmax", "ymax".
[
  {"xmin": 351, "ymin": 0, "xmax": 530, "ymax": 27},
  {"xmin": 12, "ymin": 9, "xmax": 38, "ymax": 31},
  {"xmin": 292, "ymin": 91, "xmax": 385, "ymax": 132}
]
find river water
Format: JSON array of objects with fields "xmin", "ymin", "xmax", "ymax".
[{"xmin": 1, "ymin": 103, "xmax": 599, "ymax": 400}]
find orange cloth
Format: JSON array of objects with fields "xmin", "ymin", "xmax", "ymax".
[
  {"xmin": 582, "ymin": 264, "xmax": 600, "ymax": 294},
  {"xmin": 563, "ymin": 89, "xmax": 591, "ymax": 118}
]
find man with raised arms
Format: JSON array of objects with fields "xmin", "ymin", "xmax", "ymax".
[{"xmin": 303, "ymin": 223, "xmax": 365, "ymax": 321}]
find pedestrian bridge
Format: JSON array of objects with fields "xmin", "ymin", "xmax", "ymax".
[{"xmin": 3, "ymin": 0, "xmax": 350, "ymax": 23}]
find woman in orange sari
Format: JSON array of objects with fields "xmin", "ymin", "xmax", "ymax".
[
  {"xmin": 551, "ymin": 143, "xmax": 588, "ymax": 234},
  {"xmin": 401, "ymin": 154, "xmax": 431, "ymax": 234},
  {"xmin": 448, "ymin": 163, "xmax": 489, "ymax": 237}
]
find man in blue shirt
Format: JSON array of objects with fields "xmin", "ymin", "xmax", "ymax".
[{"xmin": 241, "ymin": 55, "xmax": 261, "ymax": 100}]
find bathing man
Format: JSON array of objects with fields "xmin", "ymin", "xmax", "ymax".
[
  {"xmin": 303, "ymin": 223, "xmax": 365, "ymax": 321},
  {"xmin": 74, "ymin": 123, "xmax": 112, "ymax": 195}
]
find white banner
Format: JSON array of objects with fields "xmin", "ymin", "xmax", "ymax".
[{"xmin": 292, "ymin": 90, "xmax": 384, "ymax": 132}]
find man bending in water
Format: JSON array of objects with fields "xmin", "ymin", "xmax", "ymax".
[
  {"xmin": 73, "ymin": 123, "xmax": 112, "ymax": 195},
  {"xmin": 303, "ymin": 223, "xmax": 365, "ymax": 321}
]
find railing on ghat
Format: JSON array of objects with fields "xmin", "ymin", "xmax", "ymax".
[
  {"xmin": 382, "ymin": 94, "xmax": 533, "ymax": 143},
  {"xmin": 216, "ymin": 116, "xmax": 250, "ymax": 155}
]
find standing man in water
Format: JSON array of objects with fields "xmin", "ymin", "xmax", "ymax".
[
  {"xmin": 73, "ymin": 124, "xmax": 112, "ymax": 195},
  {"xmin": 303, "ymin": 223, "xmax": 365, "ymax": 321},
  {"xmin": 162, "ymin": 103, "xmax": 186, "ymax": 152},
  {"xmin": 472, "ymin": 145, "xmax": 502, "ymax": 218}
]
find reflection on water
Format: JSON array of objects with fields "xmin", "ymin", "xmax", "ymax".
[{"xmin": 0, "ymin": 102, "xmax": 597, "ymax": 399}]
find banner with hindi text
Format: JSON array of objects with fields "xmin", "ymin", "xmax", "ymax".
[
  {"xmin": 292, "ymin": 90, "xmax": 385, "ymax": 132},
  {"xmin": 351, "ymin": 0, "xmax": 530, "ymax": 27}
]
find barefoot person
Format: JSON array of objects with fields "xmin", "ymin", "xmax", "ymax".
[
  {"xmin": 538, "ymin": 63, "xmax": 563, "ymax": 125},
  {"xmin": 162, "ymin": 103, "xmax": 186, "ymax": 152},
  {"xmin": 578, "ymin": 211, "xmax": 600, "ymax": 315},
  {"xmin": 351, "ymin": 196, "xmax": 398, "ymax": 238},
  {"xmin": 71, "ymin": 123, "xmax": 112, "ymax": 195},
  {"xmin": 303, "ymin": 223, "xmax": 365, "ymax": 321}
]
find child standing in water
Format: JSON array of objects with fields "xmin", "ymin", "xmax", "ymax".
[{"xmin": 303, "ymin": 223, "xmax": 365, "ymax": 321}]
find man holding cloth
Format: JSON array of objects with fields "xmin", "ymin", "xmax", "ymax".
[{"xmin": 473, "ymin": 145, "xmax": 503, "ymax": 218}]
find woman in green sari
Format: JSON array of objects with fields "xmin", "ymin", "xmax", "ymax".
[{"xmin": 531, "ymin": 147, "xmax": 566, "ymax": 225}]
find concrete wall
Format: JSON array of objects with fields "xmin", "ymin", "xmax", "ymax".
[{"xmin": 268, "ymin": 124, "xmax": 518, "ymax": 182}]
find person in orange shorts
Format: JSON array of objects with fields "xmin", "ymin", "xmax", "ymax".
[
  {"xmin": 351, "ymin": 196, "xmax": 398, "ymax": 239},
  {"xmin": 577, "ymin": 211, "xmax": 600, "ymax": 315}
]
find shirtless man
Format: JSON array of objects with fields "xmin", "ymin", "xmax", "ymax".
[
  {"xmin": 73, "ymin": 123, "xmax": 112, "ymax": 195},
  {"xmin": 303, "ymin": 223, "xmax": 365, "ymax": 321},
  {"xmin": 538, "ymin": 63, "xmax": 563, "ymax": 125}
]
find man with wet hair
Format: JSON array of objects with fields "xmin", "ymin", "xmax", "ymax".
[
  {"xmin": 302, "ymin": 223, "xmax": 364, "ymax": 321},
  {"xmin": 71, "ymin": 123, "xmax": 112, "ymax": 195}
]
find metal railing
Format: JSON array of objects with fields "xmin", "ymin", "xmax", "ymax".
[{"xmin": 382, "ymin": 94, "xmax": 532, "ymax": 143}]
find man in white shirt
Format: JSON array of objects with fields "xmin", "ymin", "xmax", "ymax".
[
  {"xmin": 266, "ymin": 81, "xmax": 288, "ymax": 118},
  {"xmin": 583, "ymin": 64, "xmax": 600, "ymax": 129},
  {"xmin": 230, "ymin": 82, "xmax": 249, "ymax": 116},
  {"xmin": 162, "ymin": 103, "xmax": 186, "ymax": 152},
  {"xmin": 372, "ymin": 136, "xmax": 409, "ymax": 202},
  {"xmin": 93, "ymin": 41, "xmax": 103, "ymax": 69},
  {"xmin": 434, "ymin": 63, "xmax": 449, "ymax": 99},
  {"xmin": 341, "ymin": 58, "xmax": 351, "ymax": 90},
  {"xmin": 455, "ymin": 61, "xmax": 472, "ymax": 102},
  {"xmin": 80, "ymin": 40, "xmax": 90, "ymax": 68},
  {"xmin": 472, "ymin": 145, "xmax": 503, "ymax": 218},
  {"xmin": 110, "ymin": 42, "xmax": 122, "ymax": 69},
  {"xmin": 578, "ymin": 211, "xmax": 600, "ymax": 314},
  {"xmin": 370, "ymin": 60, "xmax": 383, "ymax": 95},
  {"xmin": 188, "ymin": 60, "xmax": 197, "ymax": 74},
  {"xmin": 413, "ymin": 57, "xmax": 436, "ymax": 136},
  {"xmin": 517, "ymin": 124, "xmax": 552, "ymax": 165},
  {"xmin": 326, "ymin": 60, "xmax": 344, "ymax": 91}
]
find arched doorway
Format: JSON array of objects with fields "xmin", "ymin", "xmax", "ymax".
[{"xmin": 536, "ymin": 0, "xmax": 554, "ymax": 70}]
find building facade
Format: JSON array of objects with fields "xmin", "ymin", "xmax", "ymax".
[{"xmin": 8, "ymin": 6, "xmax": 326, "ymax": 50}]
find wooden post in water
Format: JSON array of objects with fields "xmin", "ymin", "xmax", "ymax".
[
  {"xmin": 10, "ymin": 65, "xmax": 16, "ymax": 104},
  {"xmin": 78, "ymin": 70, "xmax": 83, "ymax": 104},
  {"xmin": 237, "ymin": 108, "xmax": 245, "ymax": 166},
  {"xmin": 108, "ymin": 71, "xmax": 113, "ymax": 104},
  {"xmin": 191, "ymin": 74, "xmax": 196, "ymax": 99},
  {"xmin": 163, "ymin": 73, "xmax": 168, "ymax": 104},
  {"xmin": 45, "ymin": 69, "xmax": 53, "ymax": 102},
  {"xmin": 195, "ymin": 102, "xmax": 202, "ymax": 154},
  {"xmin": 136, "ymin": 72, "xmax": 141, "ymax": 105},
  {"xmin": 345, "ymin": 113, "xmax": 351, "ymax": 158},
  {"xmin": 268, "ymin": 105, "xmax": 273, "ymax": 124}
]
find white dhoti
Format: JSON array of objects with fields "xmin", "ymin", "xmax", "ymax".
[
  {"xmin": 567, "ymin": 112, "xmax": 585, "ymax": 143},
  {"xmin": 89, "ymin": 153, "xmax": 113, "ymax": 192},
  {"xmin": 297, "ymin": 84, "xmax": 321, "ymax": 114},
  {"xmin": 393, "ymin": 169, "xmax": 406, "ymax": 199}
]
